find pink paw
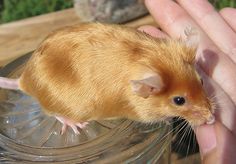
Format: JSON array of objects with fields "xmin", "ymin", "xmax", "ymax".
[{"xmin": 55, "ymin": 116, "xmax": 88, "ymax": 135}]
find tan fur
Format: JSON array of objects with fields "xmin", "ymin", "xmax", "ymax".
[{"xmin": 19, "ymin": 23, "xmax": 213, "ymax": 125}]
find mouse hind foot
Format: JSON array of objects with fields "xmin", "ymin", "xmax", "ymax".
[{"xmin": 55, "ymin": 116, "xmax": 89, "ymax": 135}]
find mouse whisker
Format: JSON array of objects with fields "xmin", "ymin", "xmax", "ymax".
[
  {"xmin": 191, "ymin": 127, "xmax": 198, "ymax": 154},
  {"xmin": 209, "ymin": 91, "xmax": 234, "ymax": 112},
  {"xmin": 173, "ymin": 121, "xmax": 190, "ymax": 154},
  {"xmin": 158, "ymin": 121, "xmax": 185, "ymax": 142},
  {"xmin": 209, "ymin": 91, "xmax": 228, "ymax": 105},
  {"xmin": 186, "ymin": 125, "xmax": 193, "ymax": 158}
]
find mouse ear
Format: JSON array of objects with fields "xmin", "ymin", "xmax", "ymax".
[{"xmin": 130, "ymin": 74, "xmax": 164, "ymax": 98}]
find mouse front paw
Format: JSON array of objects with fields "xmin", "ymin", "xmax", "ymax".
[{"xmin": 55, "ymin": 116, "xmax": 89, "ymax": 135}]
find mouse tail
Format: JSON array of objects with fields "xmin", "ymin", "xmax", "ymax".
[{"xmin": 0, "ymin": 77, "xmax": 19, "ymax": 90}]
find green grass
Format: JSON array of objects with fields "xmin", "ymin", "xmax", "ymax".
[
  {"xmin": 209, "ymin": 0, "xmax": 236, "ymax": 10},
  {"xmin": 0, "ymin": 0, "xmax": 73, "ymax": 23}
]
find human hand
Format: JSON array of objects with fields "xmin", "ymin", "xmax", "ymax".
[{"xmin": 139, "ymin": 0, "xmax": 236, "ymax": 163}]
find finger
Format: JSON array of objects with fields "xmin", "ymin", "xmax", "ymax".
[
  {"xmin": 177, "ymin": 0, "xmax": 236, "ymax": 63},
  {"xmin": 138, "ymin": 25, "xmax": 169, "ymax": 38},
  {"xmin": 220, "ymin": 8, "xmax": 236, "ymax": 32},
  {"xmin": 196, "ymin": 122, "xmax": 236, "ymax": 164},
  {"xmin": 145, "ymin": 0, "xmax": 196, "ymax": 38},
  {"xmin": 195, "ymin": 124, "xmax": 216, "ymax": 159}
]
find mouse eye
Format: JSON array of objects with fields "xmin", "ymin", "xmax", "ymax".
[{"xmin": 173, "ymin": 96, "xmax": 186, "ymax": 106}]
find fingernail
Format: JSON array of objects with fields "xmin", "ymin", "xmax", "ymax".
[{"xmin": 196, "ymin": 124, "xmax": 216, "ymax": 158}]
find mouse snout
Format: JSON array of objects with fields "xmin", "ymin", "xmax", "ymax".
[
  {"xmin": 203, "ymin": 100, "xmax": 215, "ymax": 125},
  {"xmin": 206, "ymin": 114, "xmax": 215, "ymax": 125},
  {"xmin": 188, "ymin": 102, "xmax": 215, "ymax": 126},
  {"xmin": 200, "ymin": 108, "xmax": 215, "ymax": 125}
]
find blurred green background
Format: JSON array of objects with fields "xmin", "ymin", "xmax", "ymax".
[
  {"xmin": 0, "ymin": 0, "xmax": 73, "ymax": 24},
  {"xmin": 210, "ymin": 0, "xmax": 236, "ymax": 10},
  {"xmin": 0, "ymin": 0, "xmax": 235, "ymax": 24}
]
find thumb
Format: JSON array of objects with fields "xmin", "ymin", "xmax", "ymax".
[
  {"xmin": 195, "ymin": 124, "xmax": 217, "ymax": 163},
  {"xmin": 196, "ymin": 122, "xmax": 236, "ymax": 164}
]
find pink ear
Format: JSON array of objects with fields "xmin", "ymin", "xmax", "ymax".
[{"xmin": 130, "ymin": 74, "xmax": 164, "ymax": 98}]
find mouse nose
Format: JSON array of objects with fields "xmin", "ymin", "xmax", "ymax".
[{"xmin": 206, "ymin": 114, "xmax": 215, "ymax": 125}]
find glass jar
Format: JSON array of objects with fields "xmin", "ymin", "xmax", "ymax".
[{"xmin": 0, "ymin": 53, "xmax": 172, "ymax": 163}]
